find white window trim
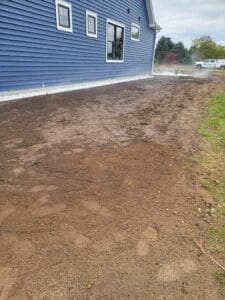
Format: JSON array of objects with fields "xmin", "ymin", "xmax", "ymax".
[
  {"xmin": 106, "ymin": 18, "xmax": 125, "ymax": 63},
  {"xmin": 55, "ymin": 0, "xmax": 73, "ymax": 33},
  {"xmin": 131, "ymin": 23, "xmax": 140, "ymax": 41},
  {"xmin": 86, "ymin": 10, "xmax": 98, "ymax": 38}
]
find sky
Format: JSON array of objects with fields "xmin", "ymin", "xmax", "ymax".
[{"xmin": 153, "ymin": 0, "xmax": 225, "ymax": 49}]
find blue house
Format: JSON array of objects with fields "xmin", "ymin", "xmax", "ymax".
[{"xmin": 0, "ymin": 0, "xmax": 160, "ymax": 100}]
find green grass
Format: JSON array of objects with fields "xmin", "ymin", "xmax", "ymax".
[
  {"xmin": 214, "ymin": 271, "xmax": 225, "ymax": 296},
  {"xmin": 198, "ymin": 92, "xmax": 225, "ymax": 210},
  {"xmin": 197, "ymin": 91, "xmax": 225, "ymax": 295},
  {"xmin": 200, "ymin": 178, "xmax": 225, "ymax": 212},
  {"xmin": 198, "ymin": 92, "xmax": 225, "ymax": 151},
  {"xmin": 210, "ymin": 226, "xmax": 225, "ymax": 245},
  {"xmin": 214, "ymin": 70, "xmax": 225, "ymax": 77}
]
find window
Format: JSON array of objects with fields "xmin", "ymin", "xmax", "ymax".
[
  {"xmin": 86, "ymin": 10, "xmax": 97, "ymax": 38},
  {"xmin": 106, "ymin": 19, "xmax": 125, "ymax": 63},
  {"xmin": 55, "ymin": 0, "xmax": 73, "ymax": 32},
  {"xmin": 131, "ymin": 23, "xmax": 140, "ymax": 41}
]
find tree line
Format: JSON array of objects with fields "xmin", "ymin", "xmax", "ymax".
[{"xmin": 155, "ymin": 36, "xmax": 225, "ymax": 65}]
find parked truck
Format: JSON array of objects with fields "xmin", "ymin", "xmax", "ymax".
[{"xmin": 195, "ymin": 59, "xmax": 225, "ymax": 70}]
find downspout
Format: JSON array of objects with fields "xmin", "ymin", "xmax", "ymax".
[
  {"xmin": 151, "ymin": 32, "xmax": 157, "ymax": 74},
  {"xmin": 146, "ymin": 1, "xmax": 161, "ymax": 74}
]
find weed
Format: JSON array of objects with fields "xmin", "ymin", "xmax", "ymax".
[
  {"xmin": 214, "ymin": 271, "xmax": 225, "ymax": 296},
  {"xmin": 210, "ymin": 226, "xmax": 225, "ymax": 244}
]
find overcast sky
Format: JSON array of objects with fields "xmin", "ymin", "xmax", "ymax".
[{"xmin": 153, "ymin": 0, "xmax": 225, "ymax": 49}]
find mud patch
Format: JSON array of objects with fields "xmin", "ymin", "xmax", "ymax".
[
  {"xmin": 0, "ymin": 184, "xmax": 23, "ymax": 193},
  {"xmin": 82, "ymin": 200, "xmax": 112, "ymax": 218},
  {"xmin": 0, "ymin": 267, "xmax": 17, "ymax": 300},
  {"xmin": 15, "ymin": 143, "xmax": 50, "ymax": 164},
  {"xmin": 29, "ymin": 185, "xmax": 58, "ymax": 193},
  {"xmin": 31, "ymin": 203, "xmax": 66, "ymax": 217},
  {"xmin": 0, "ymin": 207, "xmax": 16, "ymax": 225},
  {"xmin": 158, "ymin": 259, "xmax": 198, "ymax": 282},
  {"xmin": 60, "ymin": 225, "xmax": 90, "ymax": 249},
  {"xmin": 32, "ymin": 194, "xmax": 50, "ymax": 208},
  {"xmin": 1, "ymin": 234, "xmax": 35, "ymax": 262},
  {"xmin": 136, "ymin": 227, "xmax": 158, "ymax": 256},
  {"xmin": 1, "ymin": 138, "xmax": 24, "ymax": 150},
  {"xmin": 114, "ymin": 231, "xmax": 127, "ymax": 242},
  {"xmin": 12, "ymin": 167, "xmax": 25, "ymax": 177},
  {"xmin": 92, "ymin": 239, "xmax": 114, "ymax": 253}
]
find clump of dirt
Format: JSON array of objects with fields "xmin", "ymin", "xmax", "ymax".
[{"xmin": 0, "ymin": 76, "xmax": 225, "ymax": 299}]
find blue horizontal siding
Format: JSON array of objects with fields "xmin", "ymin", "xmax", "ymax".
[{"xmin": 0, "ymin": 0, "xmax": 155, "ymax": 92}]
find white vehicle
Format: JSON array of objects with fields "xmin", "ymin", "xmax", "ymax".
[
  {"xmin": 215, "ymin": 59, "xmax": 225, "ymax": 70},
  {"xmin": 195, "ymin": 59, "xmax": 225, "ymax": 70}
]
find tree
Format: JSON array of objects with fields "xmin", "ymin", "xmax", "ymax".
[
  {"xmin": 216, "ymin": 44, "xmax": 225, "ymax": 59},
  {"xmin": 191, "ymin": 36, "xmax": 217, "ymax": 59},
  {"xmin": 155, "ymin": 36, "xmax": 174, "ymax": 64},
  {"xmin": 190, "ymin": 36, "xmax": 225, "ymax": 60},
  {"xmin": 155, "ymin": 36, "xmax": 191, "ymax": 64},
  {"xmin": 172, "ymin": 42, "xmax": 191, "ymax": 64}
]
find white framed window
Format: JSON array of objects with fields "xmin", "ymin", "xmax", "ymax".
[
  {"xmin": 55, "ymin": 0, "xmax": 73, "ymax": 33},
  {"xmin": 106, "ymin": 19, "xmax": 125, "ymax": 63},
  {"xmin": 86, "ymin": 10, "xmax": 97, "ymax": 38},
  {"xmin": 131, "ymin": 23, "xmax": 140, "ymax": 41}
]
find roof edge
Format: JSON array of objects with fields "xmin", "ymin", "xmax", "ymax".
[{"xmin": 145, "ymin": 0, "xmax": 162, "ymax": 32}]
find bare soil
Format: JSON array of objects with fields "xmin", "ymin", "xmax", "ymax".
[{"xmin": 0, "ymin": 75, "xmax": 225, "ymax": 299}]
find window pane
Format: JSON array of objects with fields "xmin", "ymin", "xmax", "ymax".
[
  {"xmin": 107, "ymin": 23, "xmax": 115, "ymax": 42},
  {"xmin": 115, "ymin": 26, "xmax": 124, "ymax": 60},
  {"xmin": 88, "ymin": 15, "xmax": 96, "ymax": 34},
  {"xmin": 115, "ymin": 43, "xmax": 123, "ymax": 60},
  {"xmin": 132, "ymin": 25, "xmax": 140, "ymax": 40},
  {"xmin": 116, "ymin": 27, "xmax": 123, "ymax": 42},
  {"xmin": 107, "ymin": 22, "xmax": 124, "ymax": 61},
  {"xmin": 58, "ymin": 5, "xmax": 70, "ymax": 28},
  {"xmin": 107, "ymin": 42, "xmax": 113, "ymax": 59}
]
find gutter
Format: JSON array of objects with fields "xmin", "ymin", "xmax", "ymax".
[{"xmin": 146, "ymin": 0, "xmax": 162, "ymax": 32}]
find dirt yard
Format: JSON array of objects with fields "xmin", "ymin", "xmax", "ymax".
[{"xmin": 0, "ymin": 75, "xmax": 225, "ymax": 299}]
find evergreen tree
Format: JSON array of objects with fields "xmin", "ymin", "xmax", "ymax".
[
  {"xmin": 172, "ymin": 42, "xmax": 191, "ymax": 64},
  {"xmin": 155, "ymin": 36, "xmax": 174, "ymax": 64},
  {"xmin": 155, "ymin": 37, "xmax": 191, "ymax": 65}
]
